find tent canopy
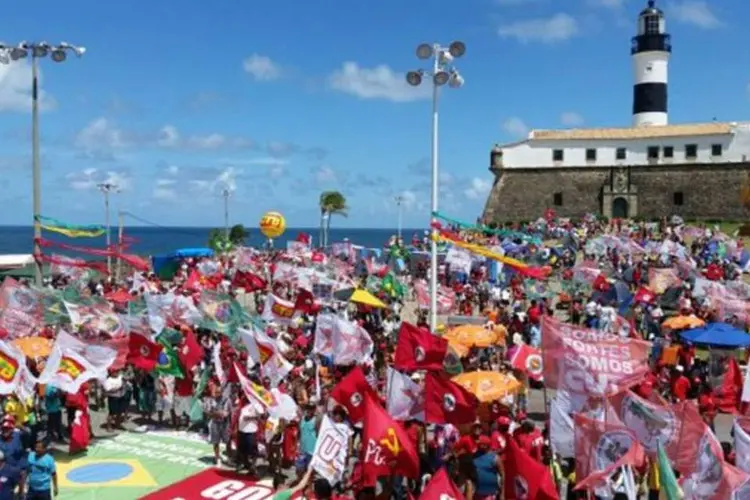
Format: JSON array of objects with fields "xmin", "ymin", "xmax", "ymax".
[
  {"xmin": 168, "ymin": 248, "xmax": 214, "ymax": 259},
  {"xmin": 680, "ymin": 323, "xmax": 750, "ymax": 348}
]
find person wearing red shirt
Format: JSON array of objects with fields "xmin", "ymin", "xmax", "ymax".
[
  {"xmin": 671, "ymin": 366, "xmax": 691, "ymax": 402},
  {"xmin": 491, "ymin": 417, "xmax": 512, "ymax": 454},
  {"xmin": 527, "ymin": 301, "xmax": 542, "ymax": 326},
  {"xmin": 697, "ymin": 383, "xmax": 717, "ymax": 431},
  {"xmin": 174, "ymin": 374, "xmax": 194, "ymax": 428},
  {"xmin": 513, "ymin": 421, "xmax": 544, "ymax": 462}
]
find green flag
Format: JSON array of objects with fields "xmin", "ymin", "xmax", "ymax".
[
  {"xmin": 156, "ymin": 327, "xmax": 183, "ymax": 347},
  {"xmin": 657, "ymin": 441, "xmax": 683, "ymax": 500},
  {"xmin": 154, "ymin": 341, "xmax": 184, "ymax": 379},
  {"xmin": 188, "ymin": 368, "xmax": 211, "ymax": 422},
  {"xmin": 197, "ymin": 291, "xmax": 246, "ymax": 340}
]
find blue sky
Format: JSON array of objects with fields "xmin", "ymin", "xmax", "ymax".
[{"xmin": 0, "ymin": 0, "xmax": 745, "ymax": 229}]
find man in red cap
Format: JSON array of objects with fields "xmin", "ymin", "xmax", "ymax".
[
  {"xmin": 513, "ymin": 419, "xmax": 544, "ymax": 462},
  {"xmin": 491, "ymin": 416, "xmax": 512, "ymax": 453},
  {"xmin": 473, "ymin": 435, "xmax": 502, "ymax": 500}
]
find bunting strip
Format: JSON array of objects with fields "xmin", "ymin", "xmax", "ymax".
[
  {"xmin": 36, "ymin": 215, "xmax": 106, "ymax": 238},
  {"xmin": 431, "ymin": 232, "xmax": 550, "ymax": 280},
  {"xmin": 37, "ymin": 238, "xmax": 117, "ymax": 257},
  {"xmin": 432, "ymin": 211, "xmax": 542, "ymax": 244},
  {"xmin": 39, "ymin": 254, "xmax": 109, "ymax": 275}
]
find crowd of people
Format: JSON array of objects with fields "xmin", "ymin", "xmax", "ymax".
[{"xmin": 0, "ymin": 213, "xmax": 748, "ymax": 499}]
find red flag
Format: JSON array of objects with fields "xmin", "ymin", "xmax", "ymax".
[
  {"xmin": 361, "ymin": 392, "xmax": 419, "ymax": 485},
  {"xmin": 573, "ymin": 413, "xmax": 645, "ymax": 492},
  {"xmin": 419, "ymin": 468, "xmax": 465, "ymax": 500},
  {"xmin": 714, "ymin": 357, "xmax": 743, "ymax": 414},
  {"xmin": 510, "ymin": 344, "xmax": 544, "ymax": 382},
  {"xmin": 69, "ymin": 409, "xmax": 91, "ymax": 454},
  {"xmin": 296, "ymin": 232, "xmax": 311, "ymax": 245},
  {"xmin": 331, "ymin": 366, "xmax": 379, "ymax": 423},
  {"xmin": 424, "ymin": 373, "xmax": 478, "ymax": 426},
  {"xmin": 178, "ymin": 327, "xmax": 204, "ymax": 373},
  {"xmin": 127, "ymin": 333, "xmax": 163, "ymax": 371},
  {"xmin": 503, "ymin": 438, "xmax": 558, "ymax": 500},
  {"xmin": 232, "ymin": 270, "xmax": 267, "ymax": 292},
  {"xmin": 394, "ymin": 322, "xmax": 448, "ymax": 372},
  {"xmin": 294, "ymin": 288, "xmax": 316, "ymax": 315}
]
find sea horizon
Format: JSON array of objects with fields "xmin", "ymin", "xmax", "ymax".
[{"xmin": 0, "ymin": 225, "xmax": 427, "ymax": 256}]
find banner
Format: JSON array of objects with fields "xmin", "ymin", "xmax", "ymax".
[
  {"xmin": 311, "ymin": 415, "xmax": 352, "ymax": 485},
  {"xmin": 735, "ymin": 418, "xmax": 750, "ymax": 474},
  {"xmin": 140, "ymin": 468, "xmax": 294, "ymax": 500},
  {"xmin": 413, "ymin": 280, "xmax": 455, "ymax": 315},
  {"xmin": 260, "ymin": 294, "xmax": 298, "ymax": 325},
  {"xmin": 36, "ymin": 215, "xmax": 106, "ymax": 238},
  {"xmin": 541, "ymin": 316, "xmax": 650, "ymax": 396}
]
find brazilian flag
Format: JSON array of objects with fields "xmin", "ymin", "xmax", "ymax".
[
  {"xmin": 188, "ymin": 368, "xmax": 211, "ymax": 422},
  {"xmin": 155, "ymin": 341, "xmax": 184, "ymax": 379}
]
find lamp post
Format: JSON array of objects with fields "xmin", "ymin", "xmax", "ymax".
[
  {"xmin": 97, "ymin": 182, "xmax": 118, "ymax": 276},
  {"xmin": 0, "ymin": 41, "xmax": 86, "ymax": 286},
  {"xmin": 222, "ymin": 188, "xmax": 231, "ymax": 240},
  {"xmin": 394, "ymin": 194, "xmax": 404, "ymax": 241},
  {"xmin": 406, "ymin": 41, "xmax": 465, "ymax": 332}
]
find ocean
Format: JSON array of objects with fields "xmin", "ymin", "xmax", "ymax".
[{"xmin": 0, "ymin": 226, "xmax": 423, "ymax": 256}]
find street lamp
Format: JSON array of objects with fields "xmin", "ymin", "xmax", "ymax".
[
  {"xmin": 97, "ymin": 182, "xmax": 119, "ymax": 277},
  {"xmin": 394, "ymin": 195, "xmax": 404, "ymax": 241},
  {"xmin": 0, "ymin": 41, "xmax": 86, "ymax": 286},
  {"xmin": 222, "ymin": 188, "xmax": 232, "ymax": 240},
  {"xmin": 406, "ymin": 41, "xmax": 465, "ymax": 332}
]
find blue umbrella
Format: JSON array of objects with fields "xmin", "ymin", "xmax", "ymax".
[{"xmin": 680, "ymin": 323, "xmax": 750, "ymax": 348}]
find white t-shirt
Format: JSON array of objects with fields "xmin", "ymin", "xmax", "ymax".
[{"xmin": 239, "ymin": 403, "xmax": 260, "ymax": 434}]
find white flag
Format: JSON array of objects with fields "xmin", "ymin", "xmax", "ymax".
[
  {"xmin": 331, "ymin": 317, "xmax": 373, "ymax": 366},
  {"xmin": 0, "ymin": 341, "xmax": 28, "ymax": 395},
  {"xmin": 385, "ymin": 368, "xmax": 424, "ymax": 422},
  {"xmin": 311, "ymin": 415, "xmax": 351, "ymax": 485},
  {"xmin": 313, "ymin": 314, "xmax": 336, "ymax": 357},
  {"xmin": 38, "ymin": 345, "xmax": 109, "ymax": 394},
  {"xmin": 549, "ymin": 396, "xmax": 575, "ymax": 458},
  {"xmin": 735, "ymin": 418, "xmax": 750, "ymax": 474}
]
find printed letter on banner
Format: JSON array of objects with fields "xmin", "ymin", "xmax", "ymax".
[
  {"xmin": 541, "ymin": 317, "xmax": 651, "ymax": 396},
  {"xmin": 311, "ymin": 415, "xmax": 352, "ymax": 484}
]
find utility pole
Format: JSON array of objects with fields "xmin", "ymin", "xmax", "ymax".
[
  {"xmin": 98, "ymin": 182, "xmax": 118, "ymax": 277},
  {"xmin": 222, "ymin": 188, "xmax": 231, "ymax": 240},
  {"xmin": 394, "ymin": 195, "xmax": 404, "ymax": 241},
  {"xmin": 115, "ymin": 210, "xmax": 124, "ymax": 283}
]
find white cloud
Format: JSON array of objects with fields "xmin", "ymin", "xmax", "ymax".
[
  {"xmin": 464, "ymin": 177, "xmax": 492, "ymax": 200},
  {"xmin": 560, "ymin": 111, "xmax": 584, "ymax": 126},
  {"xmin": 503, "ymin": 117, "xmax": 529, "ymax": 138},
  {"xmin": 399, "ymin": 190, "xmax": 418, "ymax": 210},
  {"xmin": 669, "ymin": 1, "xmax": 721, "ymax": 29},
  {"xmin": 167, "ymin": 165, "xmax": 179, "ymax": 175},
  {"xmin": 269, "ymin": 164, "xmax": 285, "ymax": 178},
  {"xmin": 158, "ymin": 125, "xmax": 180, "ymax": 147},
  {"xmin": 0, "ymin": 57, "xmax": 56, "ymax": 112},
  {"xmin": 75, "ymin": 118, "xmax": 128, "ymax": 150},
  {"xmin": 243, "ymin": 54, "xmax": 282, "ymax": 81},
  {"xmin": 314, "ymin": 165, "xmax": 337, "ymax": 184},
  {"xmin": 153, "ymin": 186, "xmax": 177, "ymax": 201},
  {"xmin": 498, "ymin": 14, "xmax": 579, "ymax": 44},
  {"xmin": 189, "ymin": 166, "xmax": 238, "ymax": 195},
  {"xmin": 328, "ymin": 62, "xmax": 431, "ymax": 102},
  {"xmin": 588, "ymin": 0, "xmax": 625, "ymax": 8},
  {"xmin": 66, "ymin": 168, "xmax": 132, "ymax": 191},
  {"xmin": 156, "ymin": 178, "xmax": 176, "ymax": 187},
  {"xmin": 187, "ymin": 133, "xmax": 226, "ymax": 150}
]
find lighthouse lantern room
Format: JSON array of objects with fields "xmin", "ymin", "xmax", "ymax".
[{"xmin": 631, "ymin": 0, "xmax": 671, "ymax": 127}]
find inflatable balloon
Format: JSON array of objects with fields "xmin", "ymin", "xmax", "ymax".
[{"xmin": 260, "ymin": 211, "xmax": 286, "ymax": 239}]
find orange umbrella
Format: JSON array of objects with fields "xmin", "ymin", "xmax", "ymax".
[
  {"xmin": 443, "ymin": 324, "xmax": 506, "ymax": 348},
  {"xmin": 13, "ymin": 337, "xmax": 53, "ymax": 358},
  {"xmin": 451, "ymin": 371, "xmax": 522, "ymax": 402},
  {"xmin": 662, "ymin": 315, "xmax": 705, "ymax": 330}
]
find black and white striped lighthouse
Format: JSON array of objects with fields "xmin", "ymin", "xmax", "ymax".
[{"xmin": 631, "ymin": 0, "xmax": 671, "ymax": 127}]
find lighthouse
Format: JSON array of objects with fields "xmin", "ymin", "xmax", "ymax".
[{"xmin": 631, "ymin": 0, "xmax": 671, "ymax": 127}]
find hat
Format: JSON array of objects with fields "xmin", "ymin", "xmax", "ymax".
[
  {"xmin": 477, "ymin": 435, "xmax": 492, "ymax": 447},
  {"xmin": 1, "ymin": 418, "xmax": 13, "ymax": 429},
  {"xmin": 676, "ymin": 365, "xmax": 684, "ymax": 372},
  {"xmin": 497, "ymin": 416, "xmax": 511, "ymax": 427}
]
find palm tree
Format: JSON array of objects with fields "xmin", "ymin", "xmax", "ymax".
[{"xmin": 319, "ymin": 191, "xmax": 348, "ymax": 248}]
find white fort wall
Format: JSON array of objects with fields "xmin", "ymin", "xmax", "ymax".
[{"xmin": 499, "ymin": 126, "xmax": 750, "ymax": 169}]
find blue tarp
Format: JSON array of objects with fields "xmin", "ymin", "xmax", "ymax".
[
  {"xmin": 168, "ymin": 248, "xmax": 214, "ymax": 259},
  {"xmin": 152, "ymin": 247, "xmax": 215, "ymax": 276},
  {"xmin": 680, "ymin": 323, "xmax": 750, "ymax": 348}
]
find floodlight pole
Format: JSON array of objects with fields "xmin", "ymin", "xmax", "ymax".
[
  {"xmin": 395, "ymin": 195, "xmax": 404, "ymax": 240},
  {"xmin": 0, "ymin": 41, "xmax": 85, "ymax": 286},
  {"xmin": 407, "ymin": 42, "xmax": 465, "ymax": 333}
]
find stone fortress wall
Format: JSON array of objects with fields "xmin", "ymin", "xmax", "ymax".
[{"xmin": 481, "ymin": 162, "xmax": 750, "ymax": 223}]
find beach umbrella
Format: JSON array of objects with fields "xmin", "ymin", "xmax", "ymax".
[
  {"xmin": 13, "ymin": 337, "xmax": 53, "ymax": 359},
  {"xmin": 332, "ymin": 288, "xmax": 387, "ymax": 308},
  {"xmin": 451, "ymin": 371, "xmax": 522, "ymax": 402},
  {"xmin": 662, "ymin": 315, "xmax": 705, "ymax": 330},
  {"xmin": 680, "ymin": 323, "xmax": 750, "ymax": 348},
  {"xmin": 443, "ymin": 324, "xmax": 506, "ymax": 348}
]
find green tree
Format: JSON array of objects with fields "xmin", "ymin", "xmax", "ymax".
[
  {"xmin": 228, "ymin": 224, "xmax": 248, "ymax": 245},
  {"xmin": 319, "ymin": 191, "xmax": 348, "ymax": 248}
]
